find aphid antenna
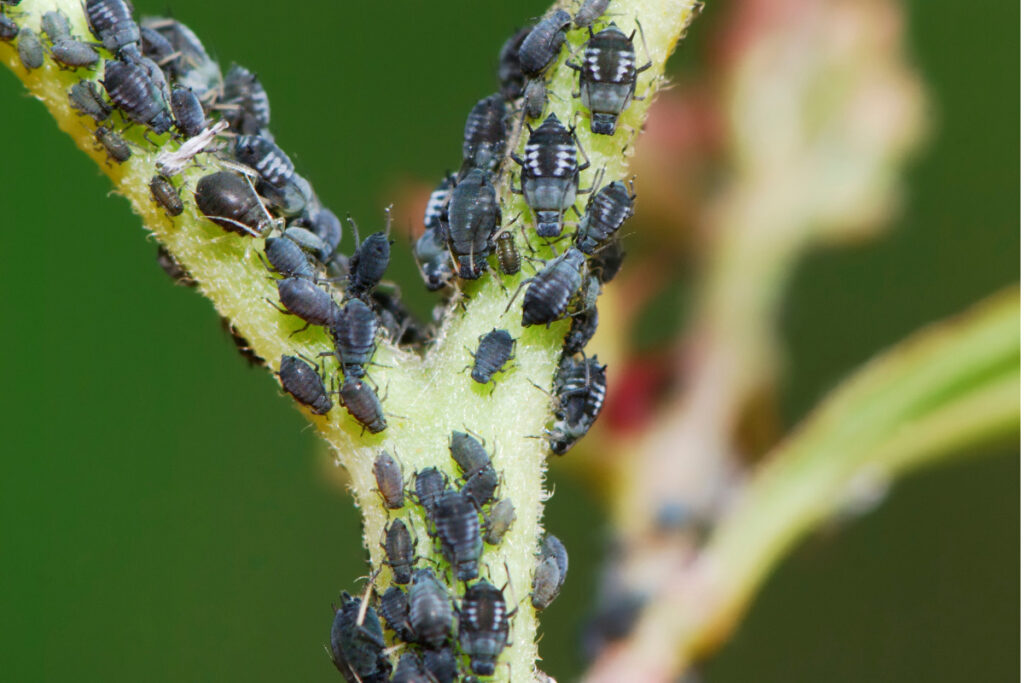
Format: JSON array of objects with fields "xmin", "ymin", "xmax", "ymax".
[
  {"xmin": 346, "ymin": 213, "xmax": 362, "ymax": 248},
  {"xmin": 383, "ymin": 203, "xmax": 394, "ymax": 238},
  {"xmin": 632, "ymin": 17, "xmax": 654, "ymax": 74},
  {"xmin": 355, "ymin": 569, "xmax": 379, "ymax": 627},
  {"xmin": 501, "ymin": 277, "xmax": 533, "ymax": 315}
]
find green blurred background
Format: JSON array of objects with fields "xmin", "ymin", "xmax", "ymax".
[{"xmin": 0, "ymin": 0, "xmax": 1017, "ymax": 681}]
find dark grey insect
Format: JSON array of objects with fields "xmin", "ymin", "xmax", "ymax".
[
  {"xmin": 149, "ymin": 174, "xmax": 183, "ymax": 217},
  {"xmin": 383, "ymin": 519, "xmax": 415, "ymax": 585},
  {"xmin": 511, "ymin": 113, "xmax": 590, "ymax": 237},
  {"xmin": 347, "ymin": 229, "xmax": 392, "ymax": 298},
  {"xmin": 259, "ymin": 173, "xmax": 312, "ymax": 217},
  {"xmin": 414, "ymin": 225, "xmax": 454, "ymax": 291},
  {"xmin": 379, "ymin": 587, "xmax": 416, "ymax": 643},
  {"xmin": 590, "ymin": 236, "xmax": 625, "ymax": 283},
  {"xmin": 102, "ymin": 58, "xmax": 174, "ymax": 135},
  {"xmin": 520, "ymin": 248, "xmax": 588, "ymax": 327},
  {"xmin": 308, "ymin": 206, "xmax": 342, "ymax": 262},
  {"xmin": 421, "ymin": 647, "xmax": 457, "ymax": 683},
  {"xmin": 433, "ymin": 489, "xmax": 483, "ymax": 581},
  {"xmin": 371, "ymin": 289, "xmax": 429, "ymax": 348},
  {"xmin": 447, "ymin": 168, "xmax": 500, "ymax": 280},
  {"xmin": 373, "ymin": 451, "xmax": 404, "ymax": 510},
  {"xmin": 484, "ymin": 498, "xmax": 516, "ymax": 545},
  {"xmin": 139, "ymin": 25, "xmax": 175, "ymax": 65},
  {"xmin": 50, "ymin": 39, "xmax": 100, "ymax": 69},
  {"xmin": 470, "ymin": 329, "xmax": 515, "ymax": 387},
  {"xmin": 170, "ymin": 86, "xmax": 205, "ymax": 138},
  {"xmin": 263, "ymin": 236, "xmax": 315, "ymax": 280},
  {"xmin": 274, "ymin": 277, "xmax": 337, "ymax": 329},
  {"xmin": 531, "ymin": 533, "xmax": 568, "ymax": 610},
  {"xmin": 408, "ymin": 568, "xmax": 454, "ymax": 649},
  {"xmin": 140, "ymin": 17, "xmax": 220, "ymax": 97},
  {"xmin": 568, "ymin": 23, "xmax": 652, "ymax": 135},
  {"xmin": 220, "ymin": 63, "xmax": 271, "ymax": 135},
  {"xmin": 459, "ymin": 580, "xmax": 512, "ymax": 676},
  {"xmin": 280, "ymin": 226, "xmax": 327, "ymax": 261},
  {"xmin": 330, "ymin": 297, "xmax": 378, "ymax": 378},
  {"xmin": 497, "ymin": 26, "xmax": 531, "ymax": 100},
  {"xmin": 222, "ymin": 320, "xmax": 266, "ymax": 368},
  {"xmin": 339, "ymin": 378, "xmax": 387, "ymax": 434},
  {"xmin": 233, "ymin": 134, "xmax": 294, "ymax": 187},
  {"xmin": 329, "ymin": 591, "xmax": 391, "ymax": 683},
  {"xmin": 577, "ymin": 180, "xmax": 635, "ymax": 253},
  {"xmin": 277, "ymin": 355, "xmax": 332, "ymax": 415},
  {"xmin": 17, "ymin": 27, "xmax": 43, "ymax": 70},
  {"xmin": 574, "ymin": 0, "xmax": 611, "ymax": 28},
  {"xmin": 69, "ymin": 80, "xmax": 111, "ymax": 122},
  {"xmin": 461, "ymin": 93, "xmax": 507, "ymax": 174},
  {"xmin": 522, "ymin": 78, "xmax": 548, "ymax": 120},
  {"xmin": 155, "ymin": 245, "xmax": 196, "ymax": 288},
  {"xmin": 549, "ymin": 354, "xmax": 607, "ymax": 454},
  {"xmin": 93, "ymin": 125, "xmax": 132, "ymax": 163},
  {"xmin": 449, "ymin": 431, "xmax": 499, "ymax": 509},
  {"xmin": 518, "ymin": 10, "xmax": 572, "ymax": 77},
  {"xmin": 41, "ymin": 10, "xmax": 72, "ymax": 43},
  {"xmin": 424, "ymin": 175, "xmax": 454, "ymax": 235},
  {"xmin": 493, "ymin": 228, "xmax": 521, "ymax": 276},
  {"xmin": 391, "ymin": 652, "xmax": 429, "ymax": 683},
  {"xmin": 414, "ymin": 467, "xmax": 448, "ymax": 520},
  {"xmin": 0, "ymin": 15, "xmax": 18, "ymax": 43},
  {"xmin": 563, "ymin": 303, "xmax": 598, "ymax": 355},
  {"xmin": 86, "ymin": 0, "xmax": 140, "ymax": 54},
  {"xmin": 195, "ymin": 171, "xmax": 271, "ymax": 237}
]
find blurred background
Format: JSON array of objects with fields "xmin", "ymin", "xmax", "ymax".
[{"xmin": 0, "ymin": 0, "xmax": 1017, "ymax": 681}]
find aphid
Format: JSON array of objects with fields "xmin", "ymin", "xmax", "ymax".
[
  {"xmin": 447, "ymin": 168, "xmax": 501, "ymax": 279},
  {"xmin": 414, "ymin": 225, "xmax": 454, "ymax": 291},
  {"xmin": 371, "ymin": 289, "xmax": 429, "ymax": 347},
  {"xmin": 277, "ymin": 355, "xmax": 332, "ymax": 415},
  {"xmin": 149, "ymin": 174, "xmax": 183, "ymax": 217},
  {"xmin": 493, "ymin": 228, "xmax": 521, "ymax": 276},
  {"xmin": 424, "ymin": 176, "xmax": 454, "ymax": 235},
  {"xmin": 549, "ymin": 355, "xmax": 607, "ymax": 454},
  {"xmin": 50, "ymin": 39, "xmax": 100, "ymax": 69},
  {"xmin": 102, "ymin": 58, "xmax": 174, "ymax": 135},
  {"xmin": 391, "ymin": 652, "xmax": 429, "ymax": 683},
  {"xmin": 497, "ymin": 26, "xmax": 531, "ymax": 100},
  {"xmin": 220, "ymin": 63, "xmax": 271, "ymax": 135},
  {"xmin": 69, "ymin": 81, "xmax": 111, "ymax": 122},
  {"xmin": 373, "ymin": 451, "xmax": 404, "ymax": 510},
  {"xmin": 155, "ymin": 245, "xmax": 196, "ymax": 288},
  {"xmin": 511, "ymin": 113, "xmax": 590, "ymax": 237},
  {"xmin": 379, "ymin": 587, "xmax": 416, "ymax": 643},
  {"xmin": 518, "ymin": 10, "xmax": 572, "ymax": 77},
  {"xmin": 330, "ymin": 297, "xmax": 378, "ymax": 378},
  {"xmin": 520, "ymin": 248, "xmax": 588, "ymax": 327},
  {"xmin": 339, "ymin": 378, "xmax": 387, "ymax": 434},
  {"xmin": 309, "ymin": 206, "xmax": 342, "ymax": 262},
  {"xmin": 140, "ymin": 17, "xmax": 220, "ymax": 97},
  {"xmin": 263, "ymin": 236, "xmax": 315, "ymax": 280},
  {"xmin": 329, "ymin": 592, "xmax": 391, "ymax": 683},
  {"xmin": 139, "ymin": 25, "xmax": 175, "ymax": 65},
  {"xmin": 414, "ymin": 467, "xmax": 448, "ymax": 519},
  {"xmin": 531, "ymin": 534, "xmax": 568, "ymax": 610},
  {"xmin": 233, "ymin": 134, "xmax": 294, "ymax": 187},
  {"xmin": 408, "ymin": 568, "xmax": 454, "ymax": 649},
  {"xmin": 433, "ymin": 489, "xmax": 483, "ymax": 581},
  {"xmin": 574, "ymin": 0, "xmax": 611, "ymax": 28},
  {"xmin": 279, "ymin": 226, "xmax": 326, "ymax": 260},
  {"xmin": 0, "ymin": 15, "xmax": 18, "ymax": 43},
  {"xmin": 86, "ymin": 0, "xmax": 140, "ymax": 54},
  {"xmin": 461, "ymin": 93, "xmax": 507, "ymax": 174},
  {"xmin": 93, "ymin": 125, "xmax": 132, "ymax": 164},
  {"xmin": 576, "ymin": 180, "xmax": 635, "ymax": 253},
  {"xmin": 274, "ymin": 277, "xmax": 337, "ymax": 328},
  {"xmin": 459, "ymin": 580, "xmax": 511, "ymax": 676},
  {"xmin": 41, "ymin": 10, "xmax": 72, "ymax": 43},
  {"xmin": 195, "ymin": 171, "xmax": 272, "ymax": 237},
  {"xmin": 590, "ymin": 236, "xmax": 625, "ymax": 283},
  {"xmin": 568, "ymin": 23, "xmax": 652, "ymax": 135},
  {"xmin": 563, "ymin": 303, "xmax": 599, "ymax": 355},
  {"xmin": 383, "ymin": 519, "xmax": 415, "ymax": 585},
  {"xmin": 449, "ymin": 431, "xmax": 499, "ymax": 509},
  {"xmin": 484, "ymin": 498, "xmax": 517, "ymax": 546},
  {"xmin": 171, "ymin": 86, "xmax": 205, "ymax": 138},
  {"xmin": 421, "ymin": 647, "xmax": 458, "ymax": 683},
  {"xmin": 470, "ymin": 329, "xmax": 515, "ymax": 387},
  {"xmin": 259, "ymin": 173, "xmax": 312, "ymax": 217},
  {"xmin": 17, "ymin": 27, "xmax": 43, "ymax": 70},
  {"xmin": 522, "ymin": 78, "xmax": 548, "ymax": 120},
  {"xmin": 347, "ymin": 226, "xmax": 392, "ymax": 299},
  {"xmin": 222, "ymin": 321, "xmax": 266, "ymax": 368}
]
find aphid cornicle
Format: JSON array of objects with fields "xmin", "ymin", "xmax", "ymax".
[
  {"xmin": 414, "ymin": 467, "xmax": 448, "ymax": 520},
  {"xmin": 16, "ymin": 27, "xmax": 43, "ymax": 70},
  {"xmin": 497, "ymin": 26, "xmax": 531, "ymax": 100},
  {"xmin": 233, "ymin": 134, "xmax": 295, "ymax": 187},
  {"xmin": 549, "ymin": 354, "xmax": 607, "ymax": 454},
  {"xmin": 484, "ymin": 498, "xmax": 517, "ymax": 545},
  {"xmin": 470, "ymin": 329, "xmax": 515, "ymax": 387},
  {"xmin": 220, "ymin": 63, "xmax": 271, "ymax": 135},
  {"xmin": 69, "ymin": 81, "xmax": 111, "ymax": 122},
  {"xmin": 563, "ymin": 303, "xmax": 599, "ymax": 355},
  {"xmin": 102, "ymin": 58, "xmax": 174, "ymax": 135},
  {"xmin": 449, "ymin": 431, "xmax": 499, "ymax": 509},
  {"xmin": 518, "ymin": 10, "xmax": 572, "ymax": 77},
  {"xmin": 86, "ymin": 0, "xmax": 140, "ymax": 55},
  {"xmin": 511, "ymin": 113, "xmax": 590, "ymax": 237},
  {"xmin": 195, "ymin": 171, "xmax": 272, "ymax": 237},
  {"xmin": 275, "ymin": 277, "xmax": 337, "ymax": 329},
  {"xmin": 421, "ymin": 647, "xmax": 457, "ymax": 683},
  {"xmin": 574, "ymin": 0, "xmax": 612, "ymax": 28},
  {"xmin": 149, "ymin": 174, "xmax": 183, "ymax": 217},
  {"xmin": 339, "ymin": 377, "xmax": 387, "ymax": 434},
  {"xmin": 384, "ymin": 519, "xmax": 415, "ymax": 585},
  {"xmin": 379, "ymin": 586, "xmax": 416, "ymax": 643},
  {"xmin": 277, "ymin": 355, "xmax": 332, "ymax": 415},
  {"xmin": 576, "ymin": 180, "xmax": 635, "ymax": 253},
  {"xmin": 330, "ymin": 297, "xmax": 378, "ymax": 378},
  {"xmin": 531, "ymin": 533, "xmax": 569, "ymax": 610},
  {"xmin": 521, "ymin": 248, "xmax": 588, "ymax": 327},
  {"xmin": 347, "ymin": 230, "xmax": 392, "ymax": 299},
  {"xmin": 373, "ymin": 451, "xmax": 404, "ymax": 510},
  {"xmin": 447, "ymin": 168, "xmax": 501, "ymax": 280},
  {"xmin": 409, "ymin": 568, "xmax": 454, "ymax": 649},
  {"xmin": 459, "ymin": 580, "xmax": 512, "ymax": 676},
  {"xmin": 329, "ymin": 592, "xmax": 391, "ymax": 683},
  {"xmin": 264, "ymin": 236, "xmax": 315, "ymax": 280},
  {"xmin": 433, "ymin": 489, "xmax": 483, "ymax": 581},
  {"xmin": 94, "ymin": 125, "xmax": 132, "ymax": 164},
  {"xmin": 568, "ymin": 23, "xmax": 652, "ymax": 135},
  {"xmin": 461, "ymin": 93, "xmax": 508, "ymax": 175},
  {"xmin": 170, "ymin": 86, "xmax": 206, "ymax": 138}
]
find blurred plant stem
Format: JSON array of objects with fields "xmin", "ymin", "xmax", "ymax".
[{"xmin": 586, "ymin": 287, "xmax": 1019, "ymax": 682}]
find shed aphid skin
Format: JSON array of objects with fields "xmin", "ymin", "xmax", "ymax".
[
  {"xmin": 155, "ymin": 119, "xmax": 229, "ymax": 177},
  {"xmin": 449, "ymin": 431, "xmax": 499, "ymax": 509},
  {"xmin": 517, "ymin": 247, "xmax": 588, "ymax": 327},
  {"xmin": 85, "ymin": 0, "xmax": 140, "ymax": 55},
  {"xmin": 195, "ymin": 170, "xmax": 273, "ymax": 237},
  {"xmin": 459, "ymin": 580, "xmax": 512, "ymax": 677},
  {"xmin": 447, "ymin": 168, "xmax": 501, "ymax": 280},
  {"xmin": 421, "ymin": 647, "xmax": 458, "ymax": 683},
  {"xmin": 274, "ymin": 277, "xmax": 338, "ymax": 330},
  {"xmin": 518, "ymin": 9, "xmax": 572, "ymax": 77},
  {"xmin": 69, "ymin": 81, "xmax": 111, "ymax": 122},
  {"xmin": 170, "ymin": 86, "xmax": 206, "ymax": 138},
  {"xmin": 484, "ymin": 498, "xmax": 517, "ymax": 545},
  {"xmin": 531, "ymin": 533, "xmax": 569, "ymax": 610},
  {"xmin": 373, "ymin": 451, "xmax": 405, "ymax": 510},
  {"xmin": 329, "ymin": 591, "xmax": 391, "ymax": 683},
  {"xmin": 414, "ymin": 467, "xmax": 449, "ymax": 521},
  {"xmin": 511, "ymin": 113, "xmax": 591, "ymax": 238},
  {"xmin": 93, "ymin": 125, "xmax": 132, "ymax": 164},
  {"xmin": 149, "ymin": 174, "xmax": 184, "ymax": 217},
  {"xmin": 568, "ymin": 22, "xmax": 652, "ymax": 135},
  {"xmin": 460, "ymin": 93, "xmax": 508, "ymax": 176},
  {"xmin": 469, "ymin": 329, "xmax": 516, "ymax": 388},
  {"xmin": 576, "ymin": 179, "xmax": 635, "ymax": 253},
  {"xmin": 383, "ymin": 519, "xmax": 416, "ymax": 584},
  {"xmin": 433, "ymin": 489, "xmax": 483, "ymax": 581},
  {"xmin": 277, "ymin": 354, "xmax": 333, "ymax": 415},
  {"xmin": 549, "ymin": 354, "xmax": 607, "ymax": 454},
  {"xmin": 497, "ymin": 25, "xmax": 531, "ymax": 100},
  {"xmin": 493, "ymin": 226, "xmax": 522, "ymax": 276},
  {"xmin": 263, "ymin": 235, "xmax": 316, "ymax": 280},
  {"xmin": 219, "ymin": 63, "xmax": 271, "ymax": 135},
  {"xmin": 573, "ymin": 0, "xmax": 612, "ymax": 28},
  {"xmin": 330, "ymin": 297, "xmax": 378, "ymax": 379},
  {"xmin": 379, "ymin": 586, "xmax": 416, "ymax": 643},
  {"xmin": 16, "ymin": 26, "xmax": 42, "ymax": 70},
  {"xmin": 408, "ymin": 568, "xmax": 454, "ymax": 649},
  {"xmin": 339, "ymin": 377, "xmax": 387, "ymax": 434},
  {"xmin": 102, "ymin": 58, "xmax": 174, "ymax": 135}
]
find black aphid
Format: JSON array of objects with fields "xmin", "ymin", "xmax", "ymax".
[
  {"xmin": 549, "ymin": 354, "xmax": 607, "ymax": 454},
  {"xmin": 330, "ymin": 297, "xmax": 378, "ymax": 378},
  {"xmin": 484, "ymin": 498, "xmax": 517, "ymax": 545},
  {"xmin": 497, "ymin": 26, "xmax": 531, "ymax": 100},
  {"xmin": 447, "ymin": 168, "xmax": 501, "ymax": 280},
  {"xmin": 170, "ymin": 86, "xmax": 205, "ymax": 138},
  {"xmin": 423, "ymin": 175, "xmax": 454, "ymax": 235},
  {"xmin": 493, "ymin": 228, "xmax": 521, "ymax": 276},
  {"xmin": 69, "ymin": 80, "xmax": 111, "ymax": 122},
  {"xmin": 531, "ymin": 533, "xmax": 569, "ymax": 610},
  {"xmin": 308, "ymin": 206, "xmax": 343, "ymax": 262},
  {"xmin": 102, "ymin": 58, "xmax": 173, "ymax": 135},
  {"xmin": 259, "ymin": 173, "xmax": 312, "ymax": 217},
  {"xmin": 139, "ymin": 25, "xmax": 174, "ymax": 64},
  {"xmin": 449, "ymin": 431, "xmax": 499, "ymax": 509},
  {"xmin": 414, "ymin": 467, "xmax": 448, "ymax": 520},
  {"xmin": 470, "ymin": 329, "xmax": 515, "ymax": 387},
  {"xmin": 347, "ymin": 229, "xmax": 392, "ymax": 299},
  {"xmin": 574, "ymin": 0, "xmax": 612, "ymax": 28},
  {"xmin": 233, "ymin": 134, "xmax": 295, "ymax": 187},
  {"xmin": 275, "ymin": 277, "xmax": 337, "ymax": 328},
  {"xmin": 577, "ymin": 180, "xmax": 635, "ymax": 253},
  {"xmin": 281, "ymin": 226, "xmax": 325, "ymax": 258},
  {"xmin": 391, "ymin": 652, "xmax": 429, "ymax": 683},
  {"xmin": 459, "ymin": 580, "xmax": 512, "ymax": 676},
  {"xmin": 329, "ymin": 592, "xmax": 391, "ymax": 683},
  {"xmin": 421, "ymin": 647, "xmax": 458, "ymax": 683},
  {"xmin": 16, "ymin": 27, "xmax": 43, "ymax": 70},
  {"xmin": 156, "ymin": 245, "xmax": 196, "ymax": 288},
  {"xmin": 520, "ymin": 248, "xmax": 588, "ymax": 327},
  {"xmin": 277, "ymin": 355, "xmax": 332, "ymax": 415},
  {"xmin": 383, "ymin": 519, "xmax": 415, "ymax": 585},
  {"xmin": 195, "ymin": 171, "xmax": 271, "ymax": 237},
  {"xmin": 461, "ymin": 93, "xmax": 508, "ymax": 175},
  {"xmin": 563, "ymin": 303, "xmax": 599, "ymax": 355},
  {"xmin": 264, "ymin": 236, "xmax": 315, "ymax": 279},
  {"xmin": 50, "ymin": 39, "xmax": 99, "ymax": 69},
  {"xmin": 220, "ymin": 63, "xmax": 270, "ymax": 135},
  {"xmin": 41, "ymin": 10, "xmax": 72, "ymax": 43},
  {"xmin": 522, "ymin": 78, "xmax": 548, "ymax": 120},
  {"xmin": 379, "ymin": 587, "xmax": 416, "ymax": 643},
  {"xmin": 433, "ymin": 490, "xmax": 483, "ymax": 581},
  {"xmin": 149, "ymin": 174, "xmax": 183, "ymax": 217},
  {"xmin": 222, "ymin": 321, "xmax": 266, "ymax": 368},
  {"xmin": 409, "ymin": 568, "xmax": 454, "ymax": 649},
  {"xmin": 339, "ymin": 378, "xmax": 387, "ymax": 434},
  {"xmin": 518, "ymin": 10, "xmax": 572, "ymax": 77},
  {"xmin": 371, "ymin": 289, "xmax": 429, "ymax": 347},
  {"xmin": 414, "ymin": 226, "xmax": 454, "ymax": 291},
  {"xmin": 140, "ymin": 17, "xmax": 220, "ymax": 97},
  {"xmin": 93, "ymin": 125, "xmax": 132, "ymax": 163},
  {"xmin": 86, "ymin": 0, "xmax": 140, "ymax": 55},
  {"xmin": 512, "ymin": 113, "xmax": 590, "ymax": 237},
  {"xmin": 373, "ymin": 451, "xmax": 404, "ymax": 510},
  {"xmin": 590, "ymin": 236, "xmax": 625, "ymax": 283},
  {"xmin": 0, "ymin": 15, "xmax": 18, "ymax": 42},
  {"xmin": 568, "ymin": 23, "xmax": 652, "ymax": 135}
]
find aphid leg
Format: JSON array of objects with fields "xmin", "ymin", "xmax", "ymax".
[
  {"xmin": 502, "ymin": 277, "xmax": 533, "ymax": 314},
  {"xmin": 633, "ymin": 18, "xmax": 654, "ymax": 74}
]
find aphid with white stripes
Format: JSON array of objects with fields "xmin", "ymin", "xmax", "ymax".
[{"xmin": 567, "ymin": 23, "xmax": 652, "ymax": 135}]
